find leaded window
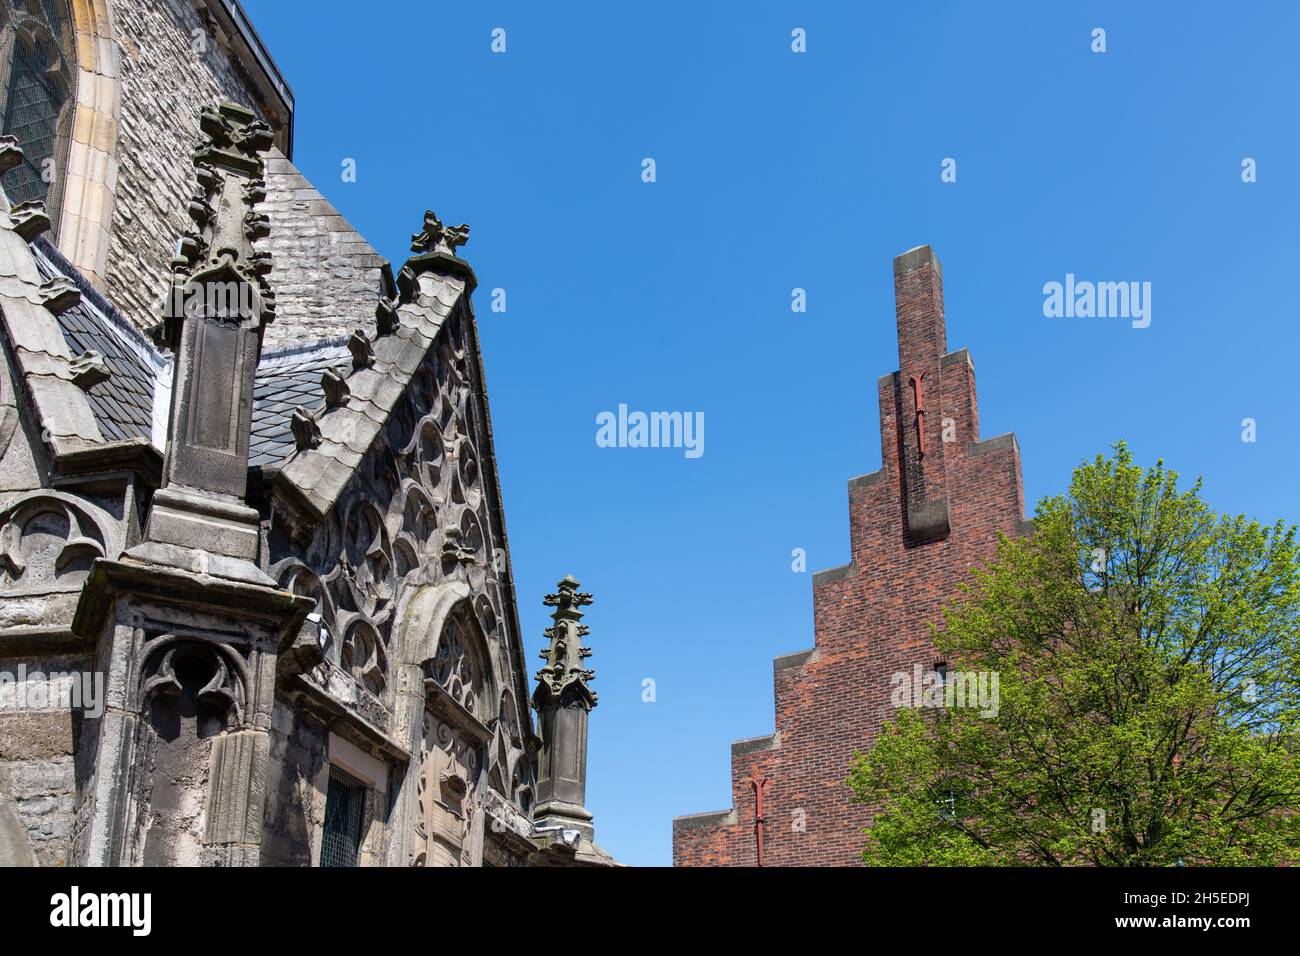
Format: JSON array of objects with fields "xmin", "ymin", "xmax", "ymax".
[
  {"xmin": 320, "ymin": 766, "xmax": 366, "ymax": 867},
  {"xmin": 0, "ymin": 0, "xmax": 76, "ymax": 233}
]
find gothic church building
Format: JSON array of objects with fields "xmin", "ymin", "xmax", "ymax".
[{"xmin": 0, "ymin": 0, "xmax": 612, "ymax": 867}]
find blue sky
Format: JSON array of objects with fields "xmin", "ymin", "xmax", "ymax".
[{"xmin": 242, "ymin": 0, "xmax": 1299, "ymax": 865}]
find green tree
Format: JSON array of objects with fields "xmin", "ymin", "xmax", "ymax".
[{"xmin": 847, "ymin": 444, "xmax": 1300, "ymax": 865}]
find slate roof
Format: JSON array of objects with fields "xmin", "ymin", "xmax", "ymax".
[
  {"xmin": 250, "ymin": 339, "xmax": 351, "ymax": 467},
  {"xmin": 259, "ymin": 148, "xmax": 393, "ymax": 351},
  {"xmin": 31, "ymin": 235, "xmax": 350, "ymax": 471},
  {"xmin": 34, "ymin": 237, "xmax": 164, "ymax": 444}
]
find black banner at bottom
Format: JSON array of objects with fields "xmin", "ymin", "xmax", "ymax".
[{"xmin": 8, "ymin": 865, "xmax": 1284, "ymax": 943}]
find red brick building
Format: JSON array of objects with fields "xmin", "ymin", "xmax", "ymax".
[{"xmin": 673, "ymin": 245, "xmax": 1032, "ymax": 866}]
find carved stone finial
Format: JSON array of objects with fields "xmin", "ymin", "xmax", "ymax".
[
  {"xmin": 375, "ymin": 296, "xmax": 399, "ymax": 336},
  {"xmin": 0, "ymin": 135, "xmax": 21, "ymax": 175},
  {"xmin": 139, "ymin": 101, "xmax": 278, "ymax": 559},
  {"xmin": 534, "ymin": 576, "xmax": 597, "ymax": 709},
  {"xmin": 160, "ymin": 102, "xmax": 277, "ymax": 347},
  {"xmin": 194, "ymin": 103, "xmax": 274, "ymax": 175},
  {"xmin": 532, "ymin": 575, "xmax": 600, "ymax": 835},
  {"xmin": 70, "ymin": 351, "xmax": 110, "ymax": 390},
  {"xmin": 348, "ymin": 330, "xmax": 374, "ymax": 370},
  {"xmin": 289, "ymin": 407, "xmax": 321, "ymax": 452},
  {"xmin": 9, "ymin": 201, "xmax": 51, "ymax": 241},
  {"xmin": 38, "ymin": 277, "xmax": 80, "ymax": 315},
  {"xmin": 409, "ymin": 210, "xmax": 469, "ymax": 256},
  {"xmin": 321, "ymin": 367, "xmax": 350, "ymax": 409},
  {"xmin": 440, "ymin": 526, "xmax": 476, "ymax": 565},
  {"xmin": 543, "ymin": 575, "xmax": 593, "ymax": 610}
]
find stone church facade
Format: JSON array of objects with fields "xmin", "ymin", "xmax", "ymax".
[
  {"xmin": 0, "ymin": 0, "xmax": 613, "ymax": 867},
  {"xmin": 674, "ymin": 245, "xmax": 1033, "ymax": 866}
]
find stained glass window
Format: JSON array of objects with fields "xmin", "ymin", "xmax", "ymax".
[{"xmin": 0, "ymin": 0, "xmax": 76, "ymax": 235}]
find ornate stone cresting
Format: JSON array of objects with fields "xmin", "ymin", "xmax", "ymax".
[
  {"xmin": 269, "ymin": 230, "xmax": 500, "ymax": 712},
  {"xmin": 532, "ymin": 576, "xmax": 599, "ymax": 836},
  {"xmin": 135, "ymin": 103, "xmax": 278, "ymax": 579},
  {"xmin": 265, "ymin": 206, "xmax": 583, "ymax": 865},
  {"xmin": 275, "ymin": 207, "xmax": 479, "ymax": 536}
]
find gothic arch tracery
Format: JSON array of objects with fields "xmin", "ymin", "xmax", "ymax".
[
  {"xmin": 427, "ymin": 611, "xmax": 487, "ymax": 719},
  {"xmin": 0, "ymin": 489, "xmax": 113, "ymax": 591},
  {"xmin": 270, "ymin": 309, "xmax": 513, "ymax": 722},
  {"xmin": 139, "ymin": 634, "xmax": 248, "ymax": 733}
]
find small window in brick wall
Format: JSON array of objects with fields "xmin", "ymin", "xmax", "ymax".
[
  {"xmin": 320, "ymin": 766, "xmax": 367, "ymax": 867},
  {"xmin": 930, "ymin": 661, "xmax": 955, "ymax": 720}
]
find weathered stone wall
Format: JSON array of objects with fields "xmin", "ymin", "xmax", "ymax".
[
  {"xmin": 83, "ymin": 1, "xmax": 386, "ymax": 348},
  {"xmin": 260, "ymin": 704, "xmax": 329, "ymax": 867},
  {"xmin": 1, "ymin": 0, "xmax": 598, "ymax": 870},
  {"xmin": 101, "ymin": 0, "xmax": 265, "ymax": 328},
  {"xmin": 0, "ymin": 654, "xmax": 90, "ymax": 866}
]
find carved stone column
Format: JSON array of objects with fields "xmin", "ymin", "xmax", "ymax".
[
  {"xmin": 71, "ymin": 103, "xmax": 310, "ymax": 867},
  {"xmin": 135, "ymin": 102, "xmax": 278, "ymax": 578},
  {"xmin": 532, "ymin": 576, "xmax": 599, "ymax": 836}
]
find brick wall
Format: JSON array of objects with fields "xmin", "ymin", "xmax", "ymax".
[{"xmin": 673, "ymin": 246, "xmax": 1030, "ymax": 866}]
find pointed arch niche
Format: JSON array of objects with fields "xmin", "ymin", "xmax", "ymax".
[{"xmin": 415, "ymin": 601, "xmax": 496, "ymax": 866}]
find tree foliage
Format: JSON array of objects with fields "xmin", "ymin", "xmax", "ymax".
[{"xmin": 847, "ymin": 444, "xmax": 1300, "ymax": 865}]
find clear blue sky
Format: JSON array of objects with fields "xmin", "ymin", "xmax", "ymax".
[{"xmin": 243, "ymin": 0, "xmax": 1299, "ymax": 865}]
